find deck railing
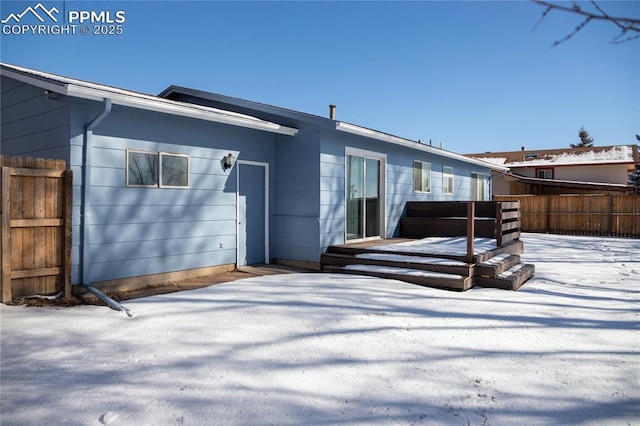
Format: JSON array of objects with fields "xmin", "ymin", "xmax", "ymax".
[{"xmin": 400, "ymin": 201, "xmax": 521, "ymax": 262}]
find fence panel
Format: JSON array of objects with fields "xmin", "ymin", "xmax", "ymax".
[
  {"xmin": 494, "ymin": 194, "xmax": 640, "ymax": 238},
  {"xmin": 0, "ymin": 156, "xmax": 72, "ymax": 302},
  {"xmin": 612, "ymin": 195, "xmax": 640, "ymax": 237},
  {"xmin": 493, "ymin": 195, "xmax": 547, "ymax": 232}
]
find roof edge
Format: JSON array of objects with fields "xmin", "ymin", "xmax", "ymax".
[
  {"xmin": 335, "ymin": 122, "xmax": 510, "ymax": 171},
  {"xmin": 1, "ymin": 63, "xmax": 298, "ymax": 136},
  {"xmin": 162, "ymin": 85, "xmax": 508, "ymax": 171},
  {"xmin": 503, "ymin": 172, "xmax": 634, "ymax": 191}
]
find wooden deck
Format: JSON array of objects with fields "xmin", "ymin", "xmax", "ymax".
[
  {"xmin": 321, "ymin": 238, "xmax": 532, "ymax": 291},
  {"xmin": 321, "ymin": 201, "xmax": 535, "ymax": 291}
]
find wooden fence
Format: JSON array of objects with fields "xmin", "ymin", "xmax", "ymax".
[
  {"xmin": 493, "ymin": 195, "xmax": 640, "ymax": 238},
  {"xmin": 1, "ymin": 156, "xmax": 72, "ymax": 302}
]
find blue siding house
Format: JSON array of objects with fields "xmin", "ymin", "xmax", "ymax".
[{"xmin": 1, "ymin": 63, "xmax": 506, "ymax": 291}]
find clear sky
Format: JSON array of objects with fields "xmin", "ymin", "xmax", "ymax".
[{"xmin": 1, "ymin": 1, "xmax": 638, "ymax": 154}]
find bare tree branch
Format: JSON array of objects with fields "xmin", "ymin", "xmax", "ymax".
[{"xmin": 532, "ymin": 0, "xmax": 640, "ymax": 45}]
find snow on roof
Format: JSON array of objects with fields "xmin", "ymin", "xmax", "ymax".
[
  {"xmin": 507, "ymin": 145, "xmax": 634, "ymax": 167},
  {"xmin": 467, "ymin": 145, "xmax": 637, "ymax": 168},
  {"xmin": 471, "ymin": 157, "xmax": 508, "ymax": 166}
]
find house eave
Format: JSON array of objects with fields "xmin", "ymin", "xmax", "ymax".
[
  {"xmin": 503, "ymin": 172, "xmax": 634, "ymax": 192},
  {"xmin": 1, "ymin": 63, "xmax": 299, "ymax": 136},
  {"xmin": 335, "ymin": 122, "xmax": 509, "ymax": 171},
  {"xmin": 66, "ymin": 84, "xmax": 299, "ymax": 136}
]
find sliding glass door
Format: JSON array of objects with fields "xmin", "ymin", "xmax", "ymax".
[
  {"xmin": 471, "ymin": 172, "xmax": 486, "ymax": 201},
  {"xmin": 346, "ymin": 149, "xmax": 385, "ymax": 241}
]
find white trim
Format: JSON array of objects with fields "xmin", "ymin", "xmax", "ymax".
[
  {"xmin": 67, "ymin": 84, "xmax": 298, "ymax": 136},
  {"xmin": 236, "ymin": 160, "xmax": 270, "ymax": 265},
  {"xmin": 126, "ymin": 149, "xmax": 159, "ymax": 188},
  {"xmin": 443, "ymin": 165, "xmax": 454, "ymax": 195},
  {"xmin": 336, "ymin": 121, "xmax": 508, "ymax": 172},
  {"xmin": 345, "ymin": 147, "xmax": 387, "ymax": 243},
  {"xmin": 0, "ymin": 63, "xmax": 299, "ymax": 136},
  {"xmin": 0, "ymin": 68, "xmax": 67, "ymax": 95},
  {"xmin": 470, "ymin": 171, "xmax": 486, "ymax": 201},
  {"xmin": 413, "ymin": 160, "xmax": 432, "ymax": 193},
  {"xmin": 159, "ymin": 152, "xmax": 190, "ymax": 189}
]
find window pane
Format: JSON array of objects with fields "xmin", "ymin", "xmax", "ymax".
[
  {"xmin": 413, "ymin": 161, "xmax": 422, "ymax": 191},
  {"xmin": 346, "ymin": 155, "xmax": 364, "ymax": 240},
  {"xmin": 128, "ymin": 151, "xmax": 158, "ymax": 186},
  {"xmin": 414, "ymin": 161, "xmax": 431, "ymax": 193},
  {"xmin": 537, "ymin": 169, "xmax": 552, "ymax": 179},
  {"xmin": 471, "ymin": 172, "xmax": 485, "ymax": 201},
  {"xmin": 443, "ymin": 166, "xmax": 454, "ymax": 194},
  {"xmin": 161, "ymin": 154, "xmax": 189, "ymax": 187},
  {"xmin": 422, "ymin": 162, "xmax": 431, "ymax": 192},
  {"xmin": 365, "ymin": 158, "xmax": 380, "ymax": 237}
]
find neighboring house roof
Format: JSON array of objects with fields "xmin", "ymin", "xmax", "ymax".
[
  {"xmin": 466, "ymin": 145, "xmax": 639, "ymax": 168},
  {"xmin": 502, "ymin": 172, "xmax": 634, "ymax": 193},
  {"xmin": 0, "ymin": 63, "xmax": 298, "ymax": 136},
  {"xmin": 161, "ymin": 86, "xmax": 509, "ymax": 172}
]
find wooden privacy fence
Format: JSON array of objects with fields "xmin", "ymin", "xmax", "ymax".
[
  {"xmin": 494, "ymin": 195, "xmax": 640, "ymax": 238},
  {"xmin": 1, "ymin": 156, "xmax": 72, "ymax": 302}
]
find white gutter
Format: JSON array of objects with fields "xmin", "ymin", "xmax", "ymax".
[
  {"xmin": 0, "ymin": 63, "xmax": 298, "ymax": 136},
  {"xmin": 335, "ymin": 121, "xmax": 509, "ymax": 172},
  {"xmin": 81, "ymin": 98, "xmax": 111, "ymax": 287},
  {"xmin": 79, "ymin": 99, "xmax": 135, "ymax": 318},
  {"xmin": 66, "ymin": 84, "xmax": 298, "ymax": 136},
  {"xmin": 0, "ymin": 67, "xmax": 65, "ymax": 94}
]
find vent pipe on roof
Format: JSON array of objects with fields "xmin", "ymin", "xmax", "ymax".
[{"xmin": 329, "ymin": 104, "xmax": 336, "ymax": 120}]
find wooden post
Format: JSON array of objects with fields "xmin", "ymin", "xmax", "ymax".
[
  {"xmin": 1, "ymin": 167, "xmax": 12, "ymax": 303},
  {"xmin": 466, "ymin": 202, "xmax": 475, "ymax": 263},
  {"xmin": 495, "ymin": 202, "xmax": 503, "ymax": 247},
  {"xmin": 63, "ymin": 170, "xmax": 73, "ymax": 298},
  {"xmin": 546, "ymin": 195, "xmax": 551, "ymax": 234},
  {"xmin": 607, "ymin": 194, "xmax": 613, "ymax": 236}
]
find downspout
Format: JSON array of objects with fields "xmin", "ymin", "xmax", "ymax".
[{"xmin": 79, "ymin": 99, "xmax": 134, "ymax": 317}]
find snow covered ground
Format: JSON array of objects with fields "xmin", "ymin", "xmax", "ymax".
[{"xmin": 1, "ymin": 233, "xmax": 639, "ymax": 425}]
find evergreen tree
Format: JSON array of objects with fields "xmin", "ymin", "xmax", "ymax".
[
  {"xmin": 630, "ymin": 135, "xmax": 640, "ymax": 195},
  {"xmin": 571, "ymin": 126, "xmax": 595, "ymax": 148}
]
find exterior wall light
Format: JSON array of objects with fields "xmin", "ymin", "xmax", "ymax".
[{"xmin": 223, "ymin": 153, "xmax": 235, "ymax": 170}]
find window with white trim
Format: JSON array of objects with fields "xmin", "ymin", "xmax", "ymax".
[
  {"xmin": 160, "ymin": 152, "xmax": 189, "ymax": 188},
  {"xmin": 127, "ymin": 149, "xmax": 189, "ymax": 188},
  {"xmin": 537, "ymin": 168, "xmax": 553, "ymax": 179},
  {"xmin": 413, "ymin": 160, "xmax": 431, "ymax": 193},
  {"xmin": 471, "ymin": 172, "xmax": 486, "ymax": 201},
  {"xmin": 443, "ymin": 166, "xmax": 454, "ymax": 194}
]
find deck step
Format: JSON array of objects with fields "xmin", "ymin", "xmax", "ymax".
[
  {"xmin": 326, "ymin": 243, "xmax": 466, "ymax": 262},
  {"xmin": 475, "ymin": 254, "xmax": 522, "ymax": 278},
  {"xmin": 474, "ymin": 240, "xmax": 524, "ymax": 263},
  {"xmin": 321, "ymin": 252, "xmax": 475, "ymax": 276},
  {"xmin": 475, "ymin": 263, "xmax": 535, "ymax": 290},
  {"xmin": 323, "ymin": 264, "xmax": 474, "ymax": 292}
]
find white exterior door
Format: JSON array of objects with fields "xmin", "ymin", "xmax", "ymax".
[{"xmin": 345, "ymin": 147, "xmax": 386, "ymax": 241}]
